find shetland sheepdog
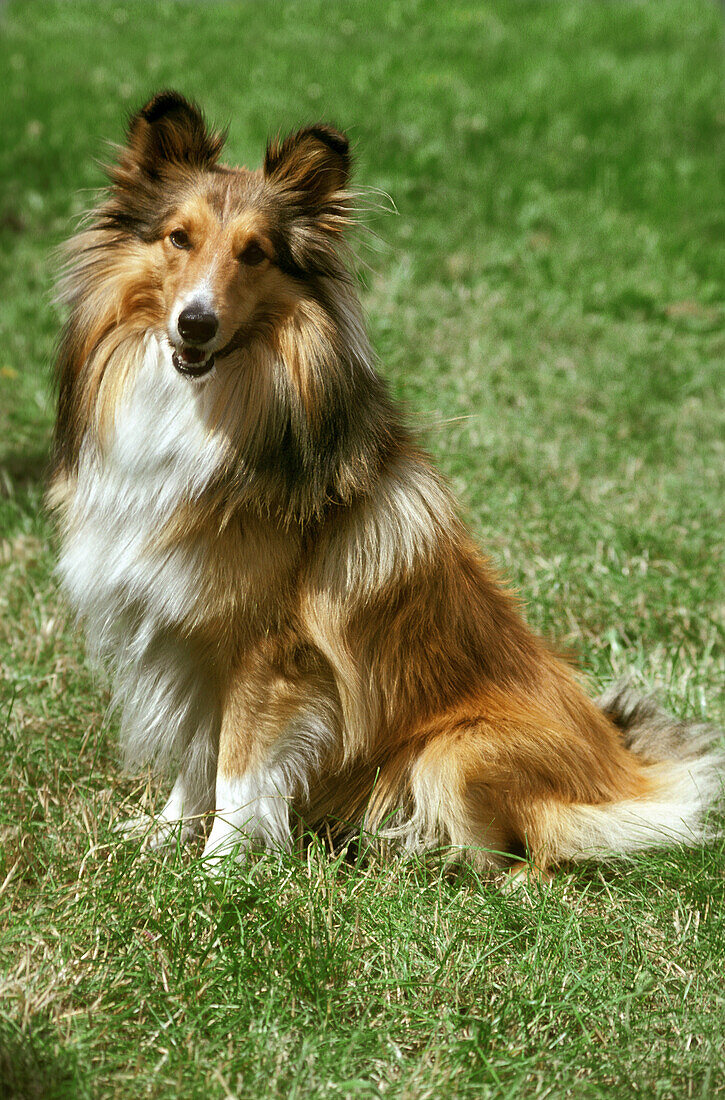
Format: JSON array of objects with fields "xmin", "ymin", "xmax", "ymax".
[{"xmin": 49, "ymin": 91, "xmax": 723, "ymax": 881}]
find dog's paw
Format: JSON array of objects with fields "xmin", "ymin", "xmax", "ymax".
[
  {"xmin": 500, "ymin": 860, "xmax": 553, "ymax": 897},
  {"xmin": 114, "ymin": 814, "xmax": 197, "ymax": 850},
  {"xmin": 200, "ymin": 829, "xmax": 250, "ymax": 875}
]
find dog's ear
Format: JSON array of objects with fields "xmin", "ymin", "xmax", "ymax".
[
  {"xmin": 124, "ymin": 91, "xmax": 225, "ymax": 175},
  {"xmin": 264, "ymin": 125, "xmax": 350, "ymax": 205}
]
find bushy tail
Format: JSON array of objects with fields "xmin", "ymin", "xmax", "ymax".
[
  {"xmin": 551, "ymin": 683, "xmax": 724, "ymax": 862},
  {"xmin": 600, "ymin": 682, "xmax": 722, "ymax": 764}
]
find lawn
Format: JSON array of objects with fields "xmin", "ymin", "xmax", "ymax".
[{"xmin": 0, "ymin": 1, "xmax": 724, "ymax": 1097}]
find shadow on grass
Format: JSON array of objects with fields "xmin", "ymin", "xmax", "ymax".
[
  {"xmin": 0, "ymin": 448, "xmax": 51, "ymax": 498},
  {"xmin": 0, "ymin": 1016, "xmax": 86, "ymax": 1100}
]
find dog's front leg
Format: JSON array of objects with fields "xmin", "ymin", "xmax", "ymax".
[
  {"xmin": 202, "ymin": 763, "xmax": 292, "ymax": 868},
  {"xmin": 201, "ymin": 645, "xmax": 341, "ymax": 870},
  {"xmin": 116, "ymin": 773, "xmax": 203, "ymax": 849},
  {"xmin": 200, "ymin": 642, "xmax": 345, "ymax": 866},
  {"xmin": 116, "ymin": 726, "xmax": 218, "ymax": 850}
]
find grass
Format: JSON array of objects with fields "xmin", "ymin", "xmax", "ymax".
[{"xmin": 0, "ymin": 0, "xmax": 723, "ymax": 1096}]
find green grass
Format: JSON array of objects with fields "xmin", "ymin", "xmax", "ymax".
[{"xmin": 1, "ymin": 1, "xmax": 724, "ymax": 1096}]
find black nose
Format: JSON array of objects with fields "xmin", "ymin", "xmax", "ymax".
[{"xmin": 177, "ymin": 306, "xmax": 218, "ymax": 345}]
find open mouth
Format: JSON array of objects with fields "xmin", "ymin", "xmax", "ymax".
[{"xmin": 171, "ymin": 345, "xmax": 216, "ymax": 378}]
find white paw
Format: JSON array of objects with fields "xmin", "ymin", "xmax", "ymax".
[
  {"xmin": 114, "ymin": 814, "xmax": 197, "ymax": 850},
  {"xmin": 200, "ymin": 817, "xmax": 252, "ymax": 873}
]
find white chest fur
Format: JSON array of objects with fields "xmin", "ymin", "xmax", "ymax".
[
  {"xmin": 58, "ymin": 335, "xmax": 226, "ymax": 646},
  {"xmin": 57, "ymin": 334, "xmax": 227, "ymax": 776}
]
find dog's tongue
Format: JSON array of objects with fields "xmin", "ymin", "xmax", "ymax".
[{"xmin": 181, "ymin": 346, "xmax": 206, "ymax": 364}]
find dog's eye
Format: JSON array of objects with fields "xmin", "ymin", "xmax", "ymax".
[
  {"xmin": 169, "ymin": 228, "xmax": 191, "ymax": 250},
  {"xmin": 238, "ymin": 241, "xmax": 267, "ymax": 266}
]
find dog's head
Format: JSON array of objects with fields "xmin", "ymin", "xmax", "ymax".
[
  {"xmin": 102, "ymin": 91, "xmax": 352, "ymax": 380},
  {"xmin": 54, "ymin": 93, "xmax": 387, "ymax": 503}
]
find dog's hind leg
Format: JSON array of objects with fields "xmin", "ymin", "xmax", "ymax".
[
  {"xmin": 396, "ymin": 725, "xmax": 519, "ymax": 869},
  {"xmin": 394, "ymin": 707, "xmax": 600, "ymax": 873},
  {"xmin": 401, "ymin": 685, "xmax": 723, "ymax": 875}
]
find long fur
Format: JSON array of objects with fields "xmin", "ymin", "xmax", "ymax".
[{"xmin": 50, "ymin": 91, "xmax": 724, "ymax": 874}]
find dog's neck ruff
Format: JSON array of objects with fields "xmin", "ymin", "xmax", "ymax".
[
  {"xmin": 58, "ymin": 334, "xmax": 226, "ymax": 641},
  {"xmin": 55, "ymin": 333, "xmax": 233, "ymax": 777},
  {"xmin": 102, "ymin": 334, "xmax": 225, "ymax": 486}
]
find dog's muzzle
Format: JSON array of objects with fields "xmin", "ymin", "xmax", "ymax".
[
  {"xmin": 172, "ymin": 345, "xmax": 216, "ymax": 378},
  {"xmin": 172, "ymin": 305, "xmax": 219, "ymax": 377}
]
